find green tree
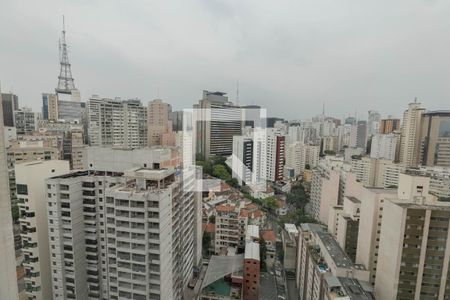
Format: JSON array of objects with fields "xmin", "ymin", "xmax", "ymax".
[
  {"xmin": 225, "ymin": 177, "xmax": 239, "ymax": 188},
  {"xmin": 259, "ymin": 237, "xmax": 267, "ymax": 271},
  {"xmin": 263, "ymin": 196, "xmax": 278, "ymax": 210},
  {"xmin": 208, "ymin": 215, "xmax": 216, "ymax": 224},
  {"xmin": 202, "ymin": 233, "xmax": 212, "ymax": 258},
  {"xmin": 212, "ymin": 165, "xmax": 231, "ymax": 181}
]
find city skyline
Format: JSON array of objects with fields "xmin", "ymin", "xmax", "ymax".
[{"xmin": 1, "ymin": 0, "xmax": 450, "ymax": 119}]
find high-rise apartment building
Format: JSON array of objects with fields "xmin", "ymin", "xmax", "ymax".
[
  {"xmin": 88, "ymin": 96, "xmax": 147, "ymax": 148},
  {"xmin": 418, "ymin": 110, "xmax": 450, "ymax": 167},
  {"xmin": 285, "ymin": 142, "xmax": 319, "ymax": 177},
  {"xmin": 147, "ymin": 99, "xmax": 172, "ymax": 146},
  {"xmin": 46, "ymin": 147, "xmax": 201, "ymax": 299},
  {"xmin": 285, "ymin": 142, "xmax": 306, "ymax": 177},
  {"xmin": 266, "ymin": 131, "xmax": 285, "ymax": 182},
  {"xmin": 287, "ymin": 125, "xmax": 305, "ymax": 144},
  {"xmin": 232, "ymin": 135, "xmax": 254, "ymax": 185},
  {"xmin": 16, "ymin": 160, "xmax": 70, "ymax": 300},
  {"xmin": 379, "ymin": 117, "xmax": 400, "ymax": 134},
  {"xmin": 322, "ymin": 135, "xmax": 338, "ymax": 154},
  {"xmin": 350, "ymin": 157, "xmax": 405, "ymax": 188},
  {"xmin": 6, "ymin": 140, "xmax": 61, "ymax": 206},
  {"xmin": 14, "ymin": 107, "xmax": 40, "ymax": 135},
  {"xmin": 170, "ymin": 110, "xmax": 184, "ymax": 132},
  {"xmin": 1, "ymin": 92, "xmax": 19, "ymax": 127},
  {"xmin": 367, "ymin": 110, "xmax": 381, "ymax": 137},
  {"xmin": 375, "ymin": 173, "xmax": 450, "ymax": 299},
  {"xmin": 309, "ymin": 160, "xmax": 340, "ymax": 224},
  {"xmin": 0, "ymin": 92, "xmax": 19, "ymax": 300},
  {"xmin": 42, "ymin": 93, "xmax": 58, "ymax": 121},
  {"xmin": 399, "ymin": 101, "xmax": 425, "ymax": 166},
  {"xmin": 195, "ymin": 90, "xmax": 243, "ymax": 159},
  {"xmin": 296, "ymin": 224, "xmax": 371, "ymax": 300},
  {"xmin": 349, "ymin": 121, "xmax": 367, "ymax": 149},
  {"xmin": 370, "ymin": 133, "xmax": 397, "ymax": 161}
]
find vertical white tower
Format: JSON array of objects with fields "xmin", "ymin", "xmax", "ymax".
[{"xmin": 0, "ymin": 88, "xmax": 19, "ymax": 300}]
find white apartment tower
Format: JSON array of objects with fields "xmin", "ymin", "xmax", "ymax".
[
  {"xmin": 46, "ymin": 148, "xmax": 201, "ymax": 300},
  {"xmin": 0, "ymin": 93, "xmax": 19, "ymax": 300},
  {"xmin": 309, "ymin": 161, "xmax": 340, "ymax": 224},
  {"xmin": 370, "ymin": 133, "xmax": 397, "ymax": 161},
  {"xmin": 88, "ymin": 96, "xmax": 147, "ymax": 148},
  {"xmin": 399, "ymin": 101, "xmax": 425, "ymax": 166},
  {"xmin": 16, "ymin": 160, "xmax": 70, "ymax": 300},
  {"xmin": 367, "ymin": 110, "xmax": 381, "ymax": 137},
  {"xmin": 285, "ymin": 142, "xmax": 319, "ymax": 176}
]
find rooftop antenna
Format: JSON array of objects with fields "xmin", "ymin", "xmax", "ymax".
[
  {"xmin": 56, "ymin": 15, "xmax": 76, "ymax": 94},
  {"xmin": 322, "ymin": 102, "xmax": 325, "ymax": 116},
  {"xmin": 414, "ymin": 97, "xmax": 418, "ymax": 103}
]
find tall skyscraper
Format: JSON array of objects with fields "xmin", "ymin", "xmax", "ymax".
[
  {"xmin": 349, "ymin": 120, "xmax": 368, "ymax": 149},
  {"xmin": 170, "ymin": 110, "xmax": 184, "ymax": 132},
  {"xmin": 147, "ymin": 99, "xmax": 172, "ymax": 146},
  {"xmin": 16, "ymin": 160, "xmax": 70, "ymax": 300},
  {"xmin": 0, "ymin": 90, "xmax": 19, "ymax": 300},
  {"xmin": 195, "ymin": 90, "xmax": 243, "ymax": 159},
  {"xmin": 399, "ymin": 101, "xmax": 425, "ymax": 166},
  {"xmin": 309, "ymin": 160, "xmax": 341, "ymax": 224},
  {"xmin": 41, "ymin": 93, "xmax": 58, "ymax": 121},
  {"xmin": 1, "ymin": 92, "xmax": 19, "ymax": 127},
  {"xmin": 232, "ymin": 135, "xmax": 254, "ymax": 185},
  {"xmin": 418, "ymin": 110, "xmax": 450, "ymax": 167},
  {"xmin": 367, "ymin": 110, "xmax": 381, "ymax": 137},
  {"xmin": 88, "ymin": 96, "xmax": 147, "ymax": 147},
  {"xmin": 266, "ymin": 131, "xmax": 285, "ymax": 182},
  {"xmin": 379, "ymin": 117, "xmax": 400, "ymax": 134},
  {"xmin": 46, "ymin": 148, "xmax": 201, "ymax": 300}
]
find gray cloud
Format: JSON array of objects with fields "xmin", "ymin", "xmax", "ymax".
[{"xmin": 1, "ymin": 0, "xmax": 449, "ymax": 120}]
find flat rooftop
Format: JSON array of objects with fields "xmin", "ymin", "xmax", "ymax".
[
  {"xmin": 124, "ymin": 167, "xmax": 174, "ymax": 180},
  {"xmin": 245, "ymin": 241, "xmax": 260, "ymax": 261},
  {"xmin": 325, "ymin": 276, "xmax": 374, "ymax": 300},
  {"xmin": 246, "ymin": 225, "xmax": 259, "ymax": 241},
  {"xmin": 300, "ymin": 223, "xmax": 324, "ymax": 233},
  {"xmin": 391, "ymin": 199, "xmax": 450, "ymax": 211},
  {"xmin": 317, "ymin": 232, "xmax": 358, "ymax": 269}
]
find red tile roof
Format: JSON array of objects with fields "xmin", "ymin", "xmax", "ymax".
[
  {"xmin": 204, "ymin": 223, "xmax": 215, "ymax": 233},
  {"xmin": 216, "ymin": 203, "xmax": 235, "ymax": 213},
  {"xmin": 261, "ymin": 230, "xmax": 276, "ymax": 242},
  {"xmin": 239, "ymin": 209, "xmax": 249, "ymax": 218}
]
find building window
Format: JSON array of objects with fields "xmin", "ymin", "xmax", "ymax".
[{"xmin": 17, "ymin": 184, "xmax": 28, "ymax": 195}]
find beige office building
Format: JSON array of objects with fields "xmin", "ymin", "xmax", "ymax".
[
  {"xmin": 147, "ymin": 99, "xmax": 172, "ymax": 146},
  {"xmin": 399, "ymin": 102, "xmax": 425, "ymax": 167},
  {"xmin": 418, "ymin": 111, "xmax": 450, "ymax": 167}
]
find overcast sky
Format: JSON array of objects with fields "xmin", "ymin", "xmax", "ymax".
[{"xmin": 1, "ymin": 0, "xmax": 449, "ymax": 120}]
